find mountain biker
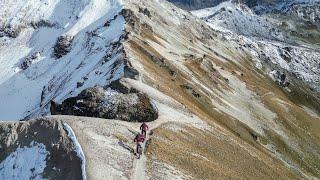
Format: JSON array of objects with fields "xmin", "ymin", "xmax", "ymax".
[
  {"xmin": 134, "ymin": 133, "xmax": 145, "ymax": 158},
  {"xmin": 140, "ymin": 122, "xmax": 149, "ymax": 137},
  {"xmin": 136, "ymin": 143, "xmax": 143, "ymax": 159},
  {"xmin": 134, "ymin": 133, "xmax": 145, "ymax": 144}
]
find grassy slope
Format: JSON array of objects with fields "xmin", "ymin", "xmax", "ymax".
[{"xmin": 123, "ymin": 0, "xmax": 320, "ymax": 178}]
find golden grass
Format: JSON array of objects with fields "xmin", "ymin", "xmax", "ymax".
[
  {"xmin": 125, "ymin": 23, "xmax": 320, "ymax": 178},
  {"xmin": 222, "ymin": 58, "xmax": 320, "ymax": 177},
  {"xmin": 146, "ymin": 124, "xmax": 301, "ymax": 180}
]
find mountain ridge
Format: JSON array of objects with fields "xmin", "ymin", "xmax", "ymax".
[{"xmin": 0, "ymin": 0, "xmax": 319, "ymax": 179}]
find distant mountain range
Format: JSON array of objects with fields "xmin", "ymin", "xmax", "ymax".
[{"xmin": 168, "ymin": 0, "xmax": 320, "ymax": 12}]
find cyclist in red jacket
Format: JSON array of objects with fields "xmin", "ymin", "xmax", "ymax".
[
  {"xmin": 134, "ymin": 133, "xmax": 145, "ymax": 143},
  {"xmin": 134, "ymin": 133, "xmax": 145, "ymax": 156},
  {"xmin": 140, "ymin": 122, "xmax": 149, "ymax": 137}
]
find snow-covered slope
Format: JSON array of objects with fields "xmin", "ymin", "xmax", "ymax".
[
  {"xmin": 252, "ymin": 0, "xmax": 320, "ymax": 15},
  {"xmin": 193, "ymin": 1, "xmax": 284, "ymax": 40},
  {"xmin": 0, "ymin": 141, "xmax": 48, "ymax": 179},
  {"xmin": 0, "ymin": 0, "xmax": 125, "ymax": 120},
  {"xmin": 193, "ymin": 1, "xmax": 320, "ymax": 92},
  {"xmin": 0, "ymin": 118, "xmax": 84, "ymax": 179}
]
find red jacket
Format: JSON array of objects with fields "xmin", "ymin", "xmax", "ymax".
[{"xmin": 134, "ymin": 134, "xmax": 145, "ymax": 143}]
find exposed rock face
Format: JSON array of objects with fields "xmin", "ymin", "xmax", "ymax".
[
  {"xmin": 19, "ymin": 52, "xmax": 41, "ymax": 70},
  {"xmin": 0, "ymin": 25, "xmax": 23, "ymax": 38},
  {"xmin": 51, "ymin": 81, "xmax": 158, "ymax": 122},
  {"xmin": 20, "ymin": 57, "xmax": 34, "ymax": 70},
  {"xmin": 109, "ymin": 79, "xmax": 139, "ymax": 94},
  {"xmin": 30, "ymin": 20, "xmax": 56, "ymax": 29},
  {"xmin": 285, "ymin": 2, "xmax": 320, "ymax": 25},
  {"xmin": 53, "ymin": 35, "xmax": 73, "ymax": 59},
  {"xmin": 0, "ymin": 118, "xmax": 83, "ymax": 179},
  {"xmin": 120, "ymin": 9, "xmax": 140, "ymax": 29}
]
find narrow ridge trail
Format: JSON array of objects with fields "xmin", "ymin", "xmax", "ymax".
[
  {"xmin": 132, "ymin": 139, "xmax": 147, "ymax": 180},
  {"xmin": 131, "ymin": 119, "xmax": 167, "ymax": 180}
]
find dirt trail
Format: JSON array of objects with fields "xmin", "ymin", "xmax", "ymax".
[
  {"xmin": 133, "ymin": 140, "xmax": 147, "ymax": 180},
  {"xmin": 131, "ymin": 119, "xmax": 168, "ymax": 180}
]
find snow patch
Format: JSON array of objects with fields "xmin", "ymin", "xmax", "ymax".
[
  {"xmin": 63, "ymin": 123, "xmax": 87, "ymax": 180},
  {"xmin": 192, "ymin": 1, "xmax": 284, "ymax": 40},
  {"xmin": 192, "ymin": 1, "xmax": 320, "ymax": 92},
  {"xmin": 0, "ymin": 141, "xmax": 49, "ymax": 180}
]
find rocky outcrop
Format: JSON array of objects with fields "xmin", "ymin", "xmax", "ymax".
[
  {"xmin": 0, "ymin": 25, "xmax": 23, "ymax": 38},
  {"xmin": 0, "ymin": 118, "xmax": 83, "ymax": 179},
  {"xmin": 53, "ymin": 35, "xmax": 73, "ymax": 59},
  {"xmin": 19, "ymin": 52, "xmax": 41, "ymax": 70},
  {"xmin": 30, "ymin": 20, "xmax": 56, "ymax": 29},
  {"xmin": 51, "ymin": 80, "xmax": 158, "ymax": 122},
  {"xmin": 120, "ymin": 9, "xmax": 140, "ymax": 29},
  {"xmin": 285, "ymin": 2, "xmax": 320, "ymax": 25}
]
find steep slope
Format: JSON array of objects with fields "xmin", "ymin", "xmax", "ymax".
[
  {"xmin": 0, "ymin": 118, "xmax": 84, "ymax": 179},
  {"xmin": 124, "ymin": 0, "xmax": 320, "ymax": 178},
  {"xmin": 0, "ymin": 0, "xmax": 126, "ymax": 120},
  {"xmin": 193, "ymin": 1, "xmax": 320, "ymax": 92},
  {"xmin": 0, "ymin": 0, "xmax": 320, "ymax": 179}
]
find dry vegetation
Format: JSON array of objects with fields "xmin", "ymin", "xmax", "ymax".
[
  {"xmin": 121, "ymin": 2, "xmax": 320, "ymax": 178},
  {"xmin": 146, "ymin": 124, "xmax": 302, "ymax": 179},
  {"xmin": 125, "ymin": 25, "xmax": 320, "ymax": 178}
]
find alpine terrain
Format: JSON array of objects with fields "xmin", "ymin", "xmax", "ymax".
[{"xmin": 0, "ymin": 0, "xmax": 319, "ymax": 179}]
